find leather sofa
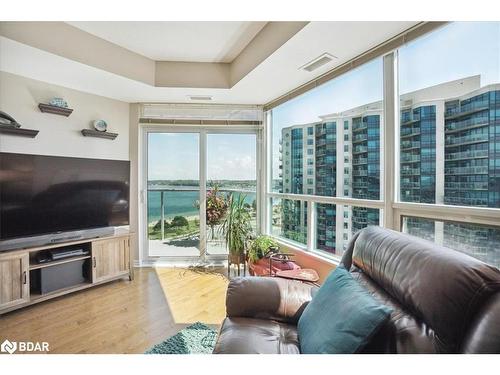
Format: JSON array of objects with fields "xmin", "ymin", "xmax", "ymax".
[{"xmin": 213, "ymin": 226, "xmax": 500, "ymax": 354}]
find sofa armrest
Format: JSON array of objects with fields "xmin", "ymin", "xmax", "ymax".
[{"xmin": 226, "ymin": 277, "xmax": 317, "ymax": 324}]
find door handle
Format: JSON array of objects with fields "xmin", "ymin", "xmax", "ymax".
[
  {"xmin": 23, "ymin": 271, "xmax": 27, "ymax": 284},
  {"xmin": 93, "ymin": 257, "xmax": 97, "ymax": 268}
]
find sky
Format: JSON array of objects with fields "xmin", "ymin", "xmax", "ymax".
[
  {"xmin": 148, "ymin": 133, "xmax": 256, "ymax": 180},
  {"xmin": 148, "ymin": 22, "xmax": 499, "ymax": 181}
]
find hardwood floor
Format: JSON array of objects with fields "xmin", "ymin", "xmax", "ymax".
[{"xmin": 0, "ymin": 267, "xmax": 229, "ymax": 354}]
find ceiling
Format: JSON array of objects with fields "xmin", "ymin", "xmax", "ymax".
[
  {"xmin": 67, "ymin": 21, "xmax": 267, "ymax": 62},
  {"xmin": 0, "ymin": 21, "xmax": 419, "ymax": 104}
]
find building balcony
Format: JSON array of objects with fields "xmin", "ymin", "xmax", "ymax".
[
  {"xmin": 445, "ymin": 149, "xmax": 488, "ymax": 161},
  {"xmin": 445, "ymin": 133, "xmax": 489, "ymax": 147},
  {"xmin": 353, "ymin": 169, "xmax": 368, "ymax": 176},
  {"xmin": 401, "ymin": 141, "xmax": 420, "ymax": 150},
  {"xmin": 444, "ymin": 105, "xmax": 490, "ymax": 120},
  {"xmin": 444, "ymin": 182, "xmax": 488, "ymax": 190},
  {"xmin": 353, "ymin": 146, "xmax": 368, "ymax": 154},
  {"xmin": 444, "ymin": 197, "xmax": 489, "ymax": 206},
  {"xmin": 352, "ymin": 134, "xmax": 368, "ymax": 143},
  {"xmin": 352, "ymin": 157, "xmax": 368, "ymax": 165},
  {"xmin": 400, "ymin": 127, "xmax": 421, "ymax": 138},
  {"xmin": 445, "ymin": 117, "xmax": 489, "ymax": 133},
  {"xmin": 352, "ymin": 122, "xmax": 367, "ymax": 132},
  {"xmin": 401, "ymin": 154, "xmax": 421, "ymax": 163},
  {"xmin": 401, "ymin": 168, "xmax": 420, "ymax": 176},
  {"xmin": 444, "ymin": 166, "xmax": 488, "ymax": 175},
  {"xmin": 401, "ymin": 181, "xmax": 420, "ymax": 188}
]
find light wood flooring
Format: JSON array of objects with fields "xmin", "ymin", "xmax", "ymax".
[{"xmin": 0, "ymin": 267, "xmax": 229, "ymax": 354}]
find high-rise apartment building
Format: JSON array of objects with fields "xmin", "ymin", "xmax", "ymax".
[{"xmin": 278, "ymin": 75, "xmax": 500, "ymax": 265}]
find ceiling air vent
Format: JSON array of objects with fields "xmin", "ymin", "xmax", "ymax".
[
  {"xmin": 300, "ymin": 53, "xmax": 336, "ymax": 72},
  {"xmin": 188, "ymin": 95, "xmax": 213, "ymax": 101}
]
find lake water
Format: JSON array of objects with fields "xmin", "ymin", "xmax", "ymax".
[{"xmin": 147, "ymin": 190, "xmax": 256, "ymax": 224}]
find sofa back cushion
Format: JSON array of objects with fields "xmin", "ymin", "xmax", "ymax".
[
  {"xmin": 349, "ymin": 226, "xmax": 500, "ymax": 352},
  {"xmin": 298, "ymin": 265, "xmax": 392, "ymax": 354}
]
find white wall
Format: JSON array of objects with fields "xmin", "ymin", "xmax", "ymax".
[{"xmin": 0, "ymin": 71, "xmax": 129, "ymax": 160}]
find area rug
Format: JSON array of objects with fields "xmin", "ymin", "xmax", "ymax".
[{"xmin": 145, "ymin": 322, "xmax": 218, "ymax": 354}]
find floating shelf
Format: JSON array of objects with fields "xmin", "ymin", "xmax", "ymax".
[
  {"xmin": 81, "ymin": 129, "xmax": 118, "ymax": 140},
  {"xmin": 0, "ymin": 125, "xmax": 39, "ymax": 138},
  {"xmin": 38, "ymin": 103, "xmax": 73, "ymax": 117}
]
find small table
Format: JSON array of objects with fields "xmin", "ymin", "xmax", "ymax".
[{"xmin": 275, "ymin": 268, "xmax": 320, "ymax": 285}]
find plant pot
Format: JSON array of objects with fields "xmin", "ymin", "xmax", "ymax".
[{"xmin": 229, "ymin": 252, "xmax": 245, "ymax": 265}]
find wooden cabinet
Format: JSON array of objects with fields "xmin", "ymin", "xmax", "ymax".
[
  {"xmin": 92, "ymin": 237, "xmax": 130, "ymax": 283},
  {"xmin": 0, "ymin": 252, "xmax": 29, "ymax": 311}
]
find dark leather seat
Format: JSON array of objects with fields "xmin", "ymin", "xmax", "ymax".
[{"xmin": 213, "ymin": 226, "xmax": 500, "ymax": 354}]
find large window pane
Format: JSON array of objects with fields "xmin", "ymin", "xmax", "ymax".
[
  {"xmin": 402, "ymin": 216, "xmax": 500, "ymax": 268},
  {"xmin": 271, "ymin": 58, "xmax": 383, "ymax": 198},
  {"xmin": 206, "ymin": 134, "xmax": 257, "ymax": 255},
  {"xmin": 314, "ymin": 203, "xmax": 381, "ymax": 257},
  {"xmin": 147, "ymin": 133, "xmax": 200, "ymax": 257},
  {"xmin": 271, "ymin": 197, "xmax": 307, "ymax": 246},
  {"xmin": 399, "ymin": 22, "xmax": 500, "ymax": 208}
]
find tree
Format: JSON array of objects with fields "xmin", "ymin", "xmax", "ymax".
[{"xmin": 171, "ymin": 216, "xmax": 189, "ymax": 227}]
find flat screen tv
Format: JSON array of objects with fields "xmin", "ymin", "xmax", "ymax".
[{"xmin": 0, "ymin": 152, "xmax": 130, "ymax": 251}]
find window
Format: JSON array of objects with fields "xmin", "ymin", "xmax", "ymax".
[
  {"xmin": 269, "ymin": 58, "xmax": 383, "ymax": 256},
  {"xmin": 266, "ymin": 22, "xmax": 500, "ymax": 266}
]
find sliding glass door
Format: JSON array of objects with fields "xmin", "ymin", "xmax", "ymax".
[
  {"xmin": 147, "ymin": 132, "xmax": 201, "ymax": 257},
  {"xmin": 144, "ymin": 128, "xmax": 259, "ymax": 261},
  {"xmin": 206, "ymin": 133, "xmax": 257, "ymax": 255}
]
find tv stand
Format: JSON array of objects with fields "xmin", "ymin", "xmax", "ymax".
[{"xmin": 0, "ymin": 232, "xmax": 132, "ymax": 315}]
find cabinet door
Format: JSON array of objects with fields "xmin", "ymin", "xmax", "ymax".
[
  {"xmin": 0, "ymin": 252, "xmax": 29, "ymax": 311},
  {"xmin": 92, "ymin": 237, "xmax": 130, "ymax": 283}
]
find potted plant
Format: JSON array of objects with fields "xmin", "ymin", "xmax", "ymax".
[
  {"xmin": 219, "ymin": 193, "xmax": 253, "ymax": 272},
  {"xmin": 247, "ymin": 235, "xmax": 279, "ymax": 263},
  {"xmin": 205, "ymin": 185, "xmax": 228, "ymax": 240}
]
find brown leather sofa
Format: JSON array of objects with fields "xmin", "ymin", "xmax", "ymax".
[{"xmin": 213, "ymin": 226, "xmax": 500, "ymax": 354}]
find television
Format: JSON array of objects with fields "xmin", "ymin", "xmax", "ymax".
[{"xmin": 0, "ymin": 152, "xmax": 130, "ymax": 251}]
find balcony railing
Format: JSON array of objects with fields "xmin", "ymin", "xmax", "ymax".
[
  {"xmin": 445, "ymin": 150, "xmax": 488, "ymax": 161},
  {"xmin": 401, "ymin": 154, "xmax": 421, "ymax": 163},
  {"xmin": 401, "ymin": 141, "xmax": 420, "ymax": 150},
  {"xmin": 445, "ymin": 133, "xmax": 489, "ymax": 146},
  {"xmin": 444, "ymin": 182, "xmax": 489, "ymax": 190},
  {"xmin": 401, "ymin": 168, "xmax": 420, "ymax": 176},
  {"xmin": 444, "ymin": 166, "xmax": 489, "ymax": 175},
  {"xmin": 445, "ymin": 117, "xmax": 489, "ymax": 133}
]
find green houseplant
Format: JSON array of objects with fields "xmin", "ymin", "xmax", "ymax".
[
  {"xmin": 219, "ymin": 193, "xmax": 253, "ymax": 267},
  {"xmin": 247, "ymin": 235, "xmax": 279, "ymax": 263}
]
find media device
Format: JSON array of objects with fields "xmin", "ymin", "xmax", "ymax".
[{"xmin": 0, "ymin": 152, "xmax": 130, "ymax": 251}]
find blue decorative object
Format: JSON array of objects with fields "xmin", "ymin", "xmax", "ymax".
[
  {"xmin": 49, "ymin": 97, "xmax": 68, "ymax": 108},
  {"xmin": 298, "ymin": 265, "xmax": 393, "ymax": 354},
  {"xmin": 145, "ymin": 322, "xmax": 217, "ymax": 354},
  {"xmin": 93, "ymin": 119, "xmax": 108, "ymax": 132}
]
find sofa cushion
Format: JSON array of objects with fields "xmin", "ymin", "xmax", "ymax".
[
  {"xmin": 350, "ymin": 226, "xmax": 500, "ymax": 352},
  {"xmin": 297, "ymin": 266, "xmax": 392, "ymax": 354},
  {"xmin": 213, "ymin": 317, "xmax": 300, "ymax": 354}
]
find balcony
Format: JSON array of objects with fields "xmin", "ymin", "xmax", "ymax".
[
  {"xmin": 352, "ymin": 134, "xmax": 368, "ymax": 143},
  {"xmin": 401, "ymin": 154, "xmax": 421, "ymax": 163},
  {"xmin": 444, "ymin": 197, "xmax": 489, "ymax": 206},
  {"xmin": 445, "ymin": 117, "xmax": 489, "ymax": 133},
  {"xmin": 401, "ymin": 167, "xmax": 420, "ymax": 176},
  {"xmin": 401, "ymin": 141, "xmax": 420, "ymax": 150},
  {"xmin": 400, "ymin": 127, "xmax": 421, "ymax": 138},
  {"xmin": 445, "ymin": 166, "xmax": 488, "ymax": 175},
  {"xmin": 352, "ymin": 157, "xmax": 368, "ymax": 165},
  {"xmin": 445, "ymin": 150, "xmax": 488, "ymax": 161},
  {"xmin": 353, "ymin": 145, "xmax": 368, "ymax": 154},
  {"xmin": 444, "ymin": 182, "xmax": 488, "ymax": 190},
  {"xmin": 353, "ymin": 169, "xmax": 368, "ymax": 176},
  {"xmin": 445, "ymin": 133, "xmax": 489, "ymax": 147},
  {"xmin": 352, "ymin": 122, "xmax": 367, "ymax": 132},
  {"xmin": 444, "ymin": 105, "xmax": 489, "ymax": 120}
]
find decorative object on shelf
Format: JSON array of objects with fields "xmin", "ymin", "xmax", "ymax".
[
  {"xmin": 38, "ymin": 103, "xmax": 73, "ymax": 117},
  {"xmin": 93, "ymin": 119, "xmax": 108, "ymax": 132},
  {"xmin": 81, "ymin": 129, "xmax": 118, "ymax": 140},
  {"xmin": 49, "ymin": 97, "xmax": 68, "ymax": 108},
  {"xmin": 0, "ymin": 110, "xmax": 39, "ymax": 138},
  {"xmin": 0, "ymin": 111, "xmax": 22, "ymax": 128}
]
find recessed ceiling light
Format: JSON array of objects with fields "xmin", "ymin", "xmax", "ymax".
[
  {"xmin": 300, "ymin": 53, "xmax": 337, "ymax": 72},
  {"xmin": 188, "ymin": 95, "xmax": 213, "ymax": 101}
]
